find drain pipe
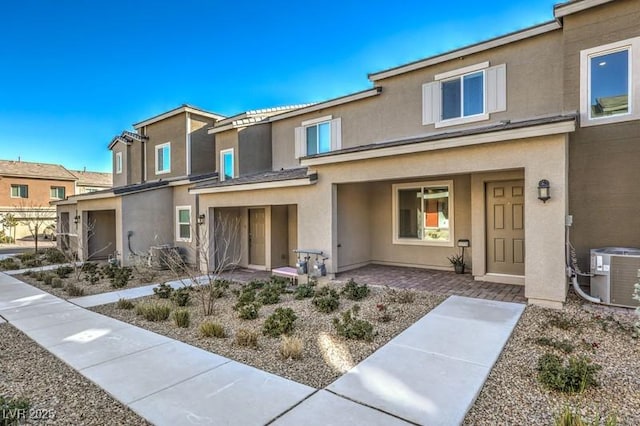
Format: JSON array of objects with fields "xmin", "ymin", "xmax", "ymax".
[{"xmin": 565, "ymin": 224, "xmax": 601, "ymax": 304}]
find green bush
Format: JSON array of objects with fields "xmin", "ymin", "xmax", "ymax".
[
  {"xmin": 0, "ymin": 257, "xmax": 20, "ymax": 271},
  {"xmin": 135, "ymin": 302, "xmax": 172, "ymax": 321},
  {"xmin": 294, "ymin": 284, "xmax": 316, "ymax": 299},
  {"xmin": 21, "ymin": 258, "xmax": 42, "ymax": 268},
  {"xmin": 100, "ymin": 262, "xmax": 116, "ymax": 278},
  {"xmin": 200, "ymin": 321, "xmax": 226, "ymax": 338},
  {"xmin": 173, "ymin": 309, "xmax": 190, "ymax": 328},
  {"xmin": 171, "ymin": 287, "xmax": 190, "ymax": 306},
  {"xmin": 51, "ymin": 277, "xmax": 63, "ymax": 288},
  {"xmin": 247, "ymin": 279, "xmax": 266, "ymax": 290},
  {"xmin": 537, "ymin": 353, "xmax": 601, "ymax": 393},
  {"xmin": 16, "ymin": 252, "xmax": 36, "ymax": 262},
  {"xmin": 257, "ymin": 282, "xmax": 284, "ymax": 305},
  {"xmin": 554, "ymin": 406, "xmax": 618, "ymax": 426},
  {"xmin": 534, "ymin": 337, "xmax": 574, "ymax": 354},
  {"xmin": 341, "ymin": 279, "xmax": 370, "ymax": 300},
  {"xmin": 84, "ymin": 267, "xmax": 102, "ymax": 285},
  {"xmin": 235, "ymin": 328, "xmax": 258, "ymax": 348},
  {"xmin": 43, "ymin": 248, "xmax": 66, "ymax": 264},
  {"xmin": 22, "ymin": 270, "xmax": 33, "ymax": 277},
  {"xmin": 234, "ymin": 287, "xmax": 257, "ymax": 310},
  {"xmin": 153, "ymin": 283, "xmax": 174, "ymax": 299},
  {"xmin": 64, "ymin": 283, "xmax": 85, "ymax": 297},
  {"xmin": 110, "ymin": 266, "xmax": 133, "ymax": 288},
  {"xmin": 43, "ymin": 273, "xmax": 55, "ymax": 286},
  {"xmin": 33, "ymin": 271, "xmax": 46, "ymax": 281},
  {"xmin": 333, "ymin": 305, "xmax": 375, "ymax": 341},
  {"xmin": 238, "ymin": 303, "xmax": 260, "ymax": 320},
  {"xmin": 263, "ymin": 307, "xmax": 297, "ymax": 337},
  {"xmin": 312, "ymin": 287, "xmax": 340, "ymax": 313},
  {"xmin": 116, "ymin": 298, "xmax": 135, "ymax": 310},
  {"xmin": 55, "ymin": 265, "xmax": 74, "ymax": 279},
  {"xmin": 0, "ymin": 395, "xmax": 30, "ymax": 426}
]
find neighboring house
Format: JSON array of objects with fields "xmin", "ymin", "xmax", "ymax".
[
  {"xmin": 70, "ymin": 169, "xmax": 113, "ymax": 194},
  {"xmin": 57, "ymin": 0, "xmax": 640, "ymax": 309},
  {"xmin": 0, "ymin": 159, "xmax": 77, "ymax": 240}
]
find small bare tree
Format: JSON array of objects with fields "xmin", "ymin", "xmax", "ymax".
[
  {"xmin": 165, "ymin": 210, "xmax": 241, "ymax": 315},
  {"xmin": 15, "ymin": 202, "xmax": 55, "ymax": 253},
  {"xmin": 1, "ymin": 213, "xmax": 18, "ymax": 243}
]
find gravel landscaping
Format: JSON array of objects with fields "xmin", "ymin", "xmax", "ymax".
[
  {"xmin": 92, "ymin": 279, "xmax": 444, "ymax": 388},
  {"xmin": 0, "ymin": 323, "xmax": 148, "ymax": 425},
  {"xmin": 464, "ymin": 294, "xmax": 640, "ymax": 425}
]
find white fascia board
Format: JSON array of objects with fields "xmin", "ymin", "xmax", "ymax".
[
  {"xmin": 64, "ymin": 191, "xmax": 117, "ymax": 202},
  {"xmin": 369, "ymin": 21, "xmax": 560, "ymax": 82},
  {"xmin": 554, "ymin": 0, "xmax": 615, "ymax": 18},
  {"xmin": 134, "ymin": 106, "xmax": 225, "ymax": 129},
  {"xmin": 300, "ymin": 120, "xmax": 575, "ymax": 166},
  {"xmin": 269, "ymin": 88, "xmax": 382, "ymax": 122},
  {"xmin": 190, "ymin": 177, "xmax": 316, "ymax": 195}
]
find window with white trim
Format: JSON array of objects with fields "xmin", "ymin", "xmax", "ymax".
[
  {"xmin": 10, "ymin": 184, "xmax": 28, "ymax": 198},
  {"xmin": 50, "ymin": 186, "xmax": 65, "ymax": 200},
  {"xmin": 176, "ymin": 206, "xmax": 191, "ymax": 242},
  {"xmin": 392, "ymin": 181, "xmax": 454, "ymax": 246},
  {"xmin": 115, "ymin": 151, "xmax": 123, "ymax": 174},
  {"xmin": 423, "ymin": 62, "xmax": 506, "ymax": 128},
  {"xmin": 580, "ymin": 36, "xmax": 640, "ymax": 126},
  {"xmin": 294, "ymin": 116, "xmax": 342, "ymax": 159},
  {"xmin": 155, "ymin": 142, "xmax": 171, "ymax": 174},
  {"xmin": 220, "ymin": 148, "xmax": 234, "ymax": 181}
]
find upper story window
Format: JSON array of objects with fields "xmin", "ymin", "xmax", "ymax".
[
  {"xmin": 155, "ymin": 142, "xmax": 171, "ymax": 174},
  {"xmin": 115, "ymin": 151, "xmax": 123, "ymax": 174},
  {"xmin": 423, "ymin": 62, "xmax": 506, "ymax": 128},
  {"xmin": 220, "ymin": 148, "xmax": 234, "ymax": 181},
  {"xmin": 50, "ymin": 186, "xmax": 65, "ymax": 200},
  {"xmin": 10, "ymin": 184, "xmax": 28, "ymax": 199},
  {"xmin": 580, "ymin": 36, "xmax": 640, "ymax": 126},
  {"xmin": 392, "ymin": 181, "xmax": 454, "ymax": 247},
  {"xmin": 294, "ymin": 116, "xmax": 342, "ymax": 159}
]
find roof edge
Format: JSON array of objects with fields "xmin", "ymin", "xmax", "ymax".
[
  {"xmin": 133, "ymin": 105, "xmax": 226, "ymax": 129},
  {"xmin": 554, "ymin": 0, "xmax": 616, "ymax": 18},
  {"xmin": 368, "ymin": 20, "xmax": 560, "ymax": 82}
]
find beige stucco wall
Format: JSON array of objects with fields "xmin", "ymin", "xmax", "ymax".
[
  {"xmin": 190, "ymin": 114, "xmax": 216, "ymax": 176},
  {"xmin": 144, "ymin": 113, "xmax": 187, "ymax": 180},
  {"xmin": 270, "ymin": 205, "xmax": 289, "ymax": 268},
  {"xmin": 73, "ymin": 197, "xmax": 123, "ymax": 263},
  {"xmin": 238, "ymin": 124, "xmax": 273, "ymax": 175},
  {"xmin": 215, "ymin": 129, "xmax": 239, "ymax": 177},
  {"xmin": 271, "ymin": 30, "xmax": 564, "ymax": 171},
  {"xmin": 111, "ymin": 143, "xmax": 129, "ymax": 187}
]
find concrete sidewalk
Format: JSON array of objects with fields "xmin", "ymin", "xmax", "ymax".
[{"xmin": 1, "ymin": 272, "xmax": 524, "ymax": 425}]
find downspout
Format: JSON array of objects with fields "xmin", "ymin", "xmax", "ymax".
[
  {"xmin": 195, "ymin": 193, "xmax": 201, "ymax": 270},
  {"xmin": 566, "ymin": 223, "xmax": 601, "ymax": 304}
]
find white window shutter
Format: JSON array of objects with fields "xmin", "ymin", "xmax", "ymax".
[
  {"xmin": 486, "ymin": 64, "xmax": 507, "ymax": 113},
  {"xmin": 294, "ymin": 126, "xmax": 305, "ymax": 159},
  {"xmin": 422, "ymin": 81, "xmax": 440, "ymax": 125},
  {"xmin": 330, "ymin": 118, "xmax": 342, "ymax": 151}
]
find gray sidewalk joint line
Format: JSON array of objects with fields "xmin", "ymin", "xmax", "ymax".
[
  {"xmin": 125, "ymin": 359, "xmax": 233, "ymax": 405},
  {"xmin": 264, "ymin": 389, "xmax": 321, "ymax": 425},
  {"xmin": 76, "ymin": 340, "xmax": 174, "ymax": 371},
  {"xmin": 324, "ymin": 388, "xmax": 420, "ymax": 425},
  {"xmin": 388, "ymin": 341, "xmax": 496, "ymax": 369}
]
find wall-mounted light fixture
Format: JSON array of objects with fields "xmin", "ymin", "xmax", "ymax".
[
  {"xmin": 73, "ymin": 215, "xmax": 81, "ymax": 224},
  {"xmin": 537, "ymin": 179, "xmax": 550, "ymax": 203},
  {"xmin": 197, "ymin": 214, "xmax": 206, "ymax": 225}
]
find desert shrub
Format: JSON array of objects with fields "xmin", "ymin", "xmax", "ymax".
[
  {"xmin": 135, "ymin": 302, "xmax": 172, "ymax": 321},
  {"xmin": 534, "ymin": 337, "xmax": 574, "ymax": 354},
  {"xmin": 22, "ymin": 270, "xmax": 33, "ymax": 277},
  {"xmin": 81, "ymin": 262, "xmax": 98, "ymax": 273},
  {"xmin": 32, "ymin": 271, "xmax": 46, "ymax": 281},
  {"xmin": 554, "ymin": 406, "xmax": 618, "ymax": 426},
  {"xmin": 100, "ymin": 262, "xmax": 117, "ymax": 279},
  {"xmin": 333, "ymin": 305, "xmax": 375, "ymax": 341},
  {"xmin": 55, "ymin": 265, "xmax": 73, "ymax": 279},
  {"xmin": 43, "ymin": 273, "xmax": 55, "ymax": 286},
  {"xmin": 0, "ymin": 257, "xmax": 20, "ymax": 271},
  {"xmin": 549, "ymin": 314, "xmax": 578, "ymax": 331},
  {"xmin": 234, "ymin": 287, "xmax": 257, "ymax": 310},
  {"xmin": 537, "ymin": 353, "xmax": 601, "ymax": 393},
  {"xmin": 131, "ymin": 258, "xmax": 158, "ymax": 283},
  {"xmin": 199, "ymin": 321, "xmax": 226, "ymax": 338},
  {"xmin": 263, "ymin": 308, "xmax": 297, "ymax": 337},
  {"xmin": 173, "ymin": 309, "xmax": 190, "ymax": 328},
  {"xmin": 43, "ymin": 248, "xmax": 65, "ymax": 264},
  {"xmin": 116, "ymin": 298, "xmax": 135, "ymax": 310},
  {"xmin": 16, "ymin": 252, "xmax": 36, "ymax": 262},
  {"xmin": 0, "ymin": 395, "xmax": 30, "ymax": 425},
  {"xmin": 294, "ymin": 284, "xmax": 315, "ymax": 299},
  {"xmin": 154, "ymin": 282, "xmax": 174, "ymax": 299},
  {"xmin": 110, "ymin": 266, "xmax": 133, "ymax": 288},
  {"xmin": 341, "ymin": 279, "xmax": 370, "ymax": 301},
  {"xmin": 238, "ymin": 303, "xmax": 260, "ymax": 320},
  {"xmin": 235, "ymin": 328, "xmax": 258, "ymax": 348},
  {"xmin": 84, "ymin": 267, "xmax": 102, "ymax": 285},
  {"xmin": 279, "ymin": 336, "xmax": 303, "ymax": 360},
  {"xmin": 247, "ymin": 279, "xmax": 266, "ymax": 290},
  {"xmin": 257, "ymin": 282, "xmax": 284, "ymax": 305},
  {"xmin": 384, "ymin": 287, "xmax": 416, "ymax": 304},
  {"xmin": 64, "ymin": 283, "xmax": 85, "ymax": 297},
  {"xmin": 376, "ymin": 303, "xmax": 393, "ymax": 322},
  {"xmin": 51, "ymin": 277, "xmax": 63, "ymax": 288},
  {"xmin": 21, "ymin": 257, "xmax": 42, "ymax": 268},
  {"xmin": 171, "ymin": 287, "xmax": 190, "ymax": 306},
  {"xmin": 312, "ymin": 287, "xmax": 340, "ymax": 313}
]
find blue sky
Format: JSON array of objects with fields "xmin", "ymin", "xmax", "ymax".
[{"xmin": 0, "ymin": 0, "xmax": 558, "ymax": 173}]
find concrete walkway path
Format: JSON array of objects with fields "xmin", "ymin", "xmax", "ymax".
[{"xmin": 1, "ymin": 272, "xmax": 524, "ymax": 425}]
